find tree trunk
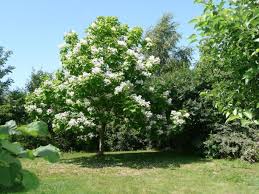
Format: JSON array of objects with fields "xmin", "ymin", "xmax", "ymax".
[{"xmin": 98, "ymin": 123, "xmax": 105, "ymax": 155}]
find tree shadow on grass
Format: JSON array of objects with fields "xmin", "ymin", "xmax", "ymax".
[{"xmin": 62, "ymin": 151, "xmax": 210, "ymax": 169}]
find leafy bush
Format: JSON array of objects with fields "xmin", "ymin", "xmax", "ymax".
[
  {"xmin": 204, "ymin": 123, "xmax": 259, "ymax": 163},
  {"xmin": 0, "ymin": 120, "xmax": 60, "ymax": 189}
]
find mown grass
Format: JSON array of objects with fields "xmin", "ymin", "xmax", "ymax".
[{"xmin": 3, "ymin": 150, "xmax": 259, "ymax": 194}]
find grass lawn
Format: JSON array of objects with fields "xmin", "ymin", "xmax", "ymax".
[{"xmin": 4, "ymin": 151, "xmax": 259, "ymax": 194}]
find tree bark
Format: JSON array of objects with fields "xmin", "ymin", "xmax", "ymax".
[{"xmin": 98, "ymin": 123, "xmax": 105, "ymax": 155}]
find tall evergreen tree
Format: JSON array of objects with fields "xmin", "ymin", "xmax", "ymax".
[
  {"xmin": 145, "ymin": 13, "xmax": 192, "ymax": 73},
  {"xmin": 0, "ymin": 46, "xmax": 14, "ymax": 103}
]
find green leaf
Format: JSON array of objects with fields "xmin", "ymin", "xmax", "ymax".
[
  {"xmin": 18, "ymin": 121, "xmax": 49, "ymax": 137},
  {"xmin": 226, "ymin": 115, "xmax": 240, "ymax": 122},
  {"xmin": 194, "ymin": 0, "xmax": 205, "ymax": 3},
  {"xmin": 21, "ymin": 170, "xmax": 39, "ymax": 189},
  {"xmin": 189, "ymin": 18, "xmax": 198, "ymax": 24},
  {"xmin": 0, "ymin": 120, "xmax": 17, "ymax": 139},
  {"xmin": 188, "ymin": 34, "xmax": 197, "ymax": 43},
  {"xmin": 5, "ymin": 120, "xmax": 16, "ymax": 131},
  {"xmin": 241, "ymin": 119, "xmax": 252, "ymax": 127},
  {"xmin": 252, "ymin": 48, "xmax": 259, "ymax": 56},
  {"xmin": 243, "ymin": 111, "xmax": 253, "ymax": 120},
  {"xmin": 33, "ymin": 144, "xmax": 60, "ymax": 163},
  {"xmin": 1, "ymin": 140, "xmax": 24, "ymax": 155},
  {"xmin": 200, "ymin": 91, "xmax": 207, "ymax": 97},
  {"xmin": 19, "ymin": 150, "xmax": 34, "ymax": 159},
  {"xmin": 0, "ymin": 126, "xmax": 9, "ymax": 139},
  {"xmin": 0, "ymin": 165, "xmax": 13, "ymax": 187},
  {"xmin": 233, "ymin": 108, "xmax": 238, "ymax": 115},
  {"xmin": 225, "ymin": 112, "xmax": 231, "ymax": 118},
  {"xmin": 0, "ymin": 151, "xmax": 22, "ymax": 187}
]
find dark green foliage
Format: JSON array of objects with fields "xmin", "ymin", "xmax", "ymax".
[
  {"xmin": 204, "ymin": 123, "xmax": 259, "ymax": 163},
  {"xmin": 146, "ymin": 67, "xmax": 225, "ymax": 153},
  {"xmin": 0, "ymin": 47, "xmax": 28, "ymax": 125},
  {"xmin": 51, "ymin": 131, "xmax": 98, "ymax": 152},
  {"xmin": 105, "ymin": 126, "xmax": 149, "ymax": 151},
  {"xmin": 0, "ymin": 89, "xmax": 27, "ymax": 125},
  {"xmin": 26, "ymin": 69, "xmax": 52, "ymax": 93}
]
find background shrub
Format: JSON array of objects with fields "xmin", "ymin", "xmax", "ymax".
[{"xmin": 204, "ymin": 123, "xmax": 259, "ymax": 163}]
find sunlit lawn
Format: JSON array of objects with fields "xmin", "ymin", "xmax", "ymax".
[{"xmin": 4, "ymin": 151, "xmax": 259, "ymax": 194}]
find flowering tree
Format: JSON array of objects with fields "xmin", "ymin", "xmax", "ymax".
[{"xmin": 26, "ymin": 17, "xmax": 186, "ymax": 154}]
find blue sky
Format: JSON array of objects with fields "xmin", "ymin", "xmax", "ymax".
[{"xmin": 0, "ymin": 0, "xmax": 203, "ymax": 89}]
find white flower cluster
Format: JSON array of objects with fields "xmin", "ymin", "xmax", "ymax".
[
  {"xmin": 91, "ymin": 22, "xmax": 97, "ymax": 29},
  {"xmin": 135, "ymin": 55, "xmax": 159, "ymax": 72},
  {"xmin": 118, "ymin": 40, "xmax": 127, "ymax": 46},
  {"xmin": 104, "ymin": 70, "xmax": 123, "ymax": 80},
  {"xmin": 66, "ymin": 99, "xmax": 74, "ymax": 105},
  {"xmin": 53, "ymin": 111, "xmax": 95, "ymax": 130},
  {"xmin": 126, "ymin": 48, "xmax": 143, "ymax": 59},
  {"xmin": 58, "ymin": 42, "xmax": 67, "ymax": 49},
  {"xmin": 73, "ymin": 42, "xmax": 81, "ymax": 54},
  {"xmin": 91, "ymin": 46, "xmax": 103, "ymax": 55},
  {"xmin": 163, "ymin": 91, "xmax": 170, "ymax": 98},
  {"xmin": 92, "ymin": 67, "xmax": 102, "ymax": 74},
  {"xmin": 144, "ymin": 111, "xmax": 153, "ymax": 119},
  {"xmin": 64, "ymin": 30, "xmax": 76, "ymax": 37},
  {"xmin": 145, "ymin": 37, "xmax": 153, "ymax": 47},
  {"xmin": 149, "ymin": 86, "xmax": 155, "ymax": 92},
  {"xmin": 34, "ymin": 88, "xmax": 43, "ymax": 96},
  {"xmin": 54, "ymin": 112, "xmax": 70, "ymax": 122},
  {"xmin": 25, "ymin": 104, "xmax": 37, "ymax": 112},
  {"xmin": 36, "ymin": 108, "xmax": 43, "ymax": 114},
  {"xmin": 135, "ymin": 80, "xmax": 144, "ymax": 85},
  {"xmin": 43, "ymin": 80, "xmax": 53, "ymax": 87},
  {"xmin": 131, "ymin": 94, "xmax": 150, "ymax": 108},
  {"xmin": 114, "ymin": 81, "xmax": 133, "ymax": 95},
  {"xmin": 148, "ymin": 56, "xmax": 160, "ymax": 64},
  {"xmin": 162, "ymin": 90, "xmax": 172, "ymax": 105},
  {"xmin": 88, "ymin": 132, "xmax": 95, "ymax": 139},
  {"xmin": 118, "ymin": 36, "xmax": 128, "ymax": 47},
  {"xmin": 80, "ymin": 39, "xmax": 87, "ymax": 45},
  {"xmin": 67, "ymin": 91, "xmax": 75, "ymax": 97},
  {"xmin": 128, "ymin": 53, "xmax": 159, "ymax": 78},
  {"xmin": 146, "ymin": 113, "xmax": 167, "ymax": 131},
  {"xmin": 170, "ymin": 110, "xmax": 190, "ymax": 126},
  {"xmin": 108, "ymin": 47, "xmax": 117, "ymax": 54},
  {"xmin": 25, "ymin": 103, "xmax": 47, "ymax": 115},
  {"xmin": 90, "ymin": 58, "xmax": 104, "ymax": 74},
  {"xmin": 47, "ymin": 109, "xmax": 53, "ymax": 115}
]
